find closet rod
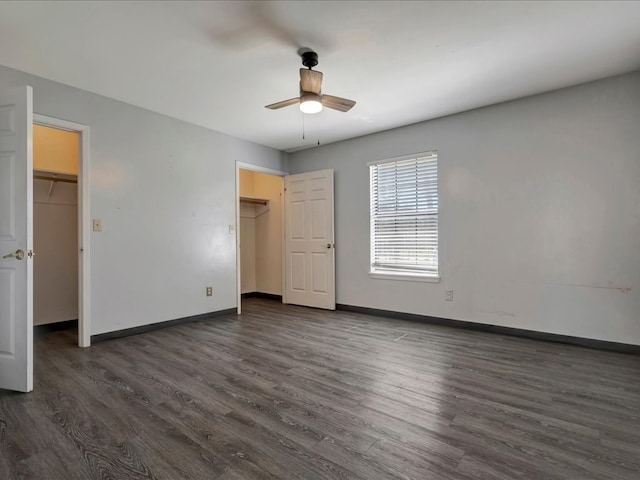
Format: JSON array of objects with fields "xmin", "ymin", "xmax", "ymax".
[{"xmin": 34, "ymin": 174, "xmax": 77, "ymax": 184}]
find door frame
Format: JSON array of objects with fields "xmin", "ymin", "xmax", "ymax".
[
  {"xmin": 235, "ymin": 161, "xmax": 288, "ymax": 314},
  {"xmin": 33, "ymin": 114, "xmax": 91, "ymax": 347}
]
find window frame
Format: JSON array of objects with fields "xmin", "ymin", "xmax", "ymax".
[{"xmin": 368, "ymin": 151, "xmax": 440, "ymax": 282}]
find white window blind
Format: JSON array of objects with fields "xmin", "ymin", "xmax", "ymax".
[{"xmin": 370, "ymin": 153, "xmax": 438, "ymax": 276}]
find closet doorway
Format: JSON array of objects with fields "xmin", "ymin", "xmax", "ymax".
[
  {"xmin": 236, "ymin": 163, "xmax": 287, "ymax": 314},
  {"xmin": 33, "ymin": 115, "xmax": 90, "ymax": 347}
]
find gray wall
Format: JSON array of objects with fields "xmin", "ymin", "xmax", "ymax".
[
  {"xmin": 0, "ymin": 64, "xmax": 286, "ymax": 336},
  {"xmin": 288, "ymin": 72, "xmax": 640, "ymax": 345}
]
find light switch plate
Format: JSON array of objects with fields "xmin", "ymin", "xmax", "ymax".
[
  {"xmin": 92, "ymin": 219, "xmax": 102, "ymax": 232},
  {"xmin": 229, "ymin": 224, "xmax": 236, "ymax": 234}
]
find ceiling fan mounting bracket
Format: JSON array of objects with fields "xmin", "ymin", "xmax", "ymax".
[{"xmin": 301, "ymin": 51, "xmax": 319, "ymax": 69}]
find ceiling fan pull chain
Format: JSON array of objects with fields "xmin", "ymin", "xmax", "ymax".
[{"xmin": 302, "ymin": 114, "xmax": 306, "ymax": 140}]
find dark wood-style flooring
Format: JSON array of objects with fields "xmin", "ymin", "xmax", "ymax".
[{"xmin": 1, "ymin": 298, "xmax": 639, "ymax": 479}]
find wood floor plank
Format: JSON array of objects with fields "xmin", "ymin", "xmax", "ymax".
[
  {"xmin": 1, "ymin": 298, "xmax": 639, "ymax": 479},
  {"xmin": 14, "ymin": 447, "xmax": 96, "ymax": 480}
]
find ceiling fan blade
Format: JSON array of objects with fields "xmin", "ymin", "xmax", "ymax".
[
  {"xmin": 252, "ymin": 1, "xmax": 303, "ymax": 49},
  {"xmin": 300, "ymin": 69, "xmax": 323, "ymax": 94},
  {"xmin": 265, "ymin": 97, "xmax": 300, "ymax": 110},
  {"xmin": 321, "ymin": 94, "xmax": 356, "ymax": 112}
]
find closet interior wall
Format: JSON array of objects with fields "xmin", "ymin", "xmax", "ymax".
[
  {"xmin": 33, "ymin": 124, "xmax": 79, "ymax": 326},
  {"xmin": 239, "ymin": 169, "xmax": 283, "ymax": 297}
]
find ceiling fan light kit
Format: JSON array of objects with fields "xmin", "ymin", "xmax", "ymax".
[
  {"xmin": 299, "ymin": 92, "xmax": 323, "ymax": 114},
  {"xmin": 266, "ymin": 50, "xmax": 356, "ymax": 114}
]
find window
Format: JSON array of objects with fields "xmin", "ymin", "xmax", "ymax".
[{"xmin": 369, "ymin": 152, "xmax": 438, "ymax": 280}]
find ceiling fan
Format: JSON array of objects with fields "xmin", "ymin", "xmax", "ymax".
[{"xmin": 265, "ymin": 50, "xmax": 356, "ymax": 114}]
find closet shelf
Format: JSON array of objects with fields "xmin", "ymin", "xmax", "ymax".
[
  {"xmin": 34, "ymin": 171, "xmax": 78, "ymax": 198},
  {"xmin": 240, "ymin": 196, "xmax": 270, "ymax": 219},
  {"xmin": 34, "ymin": 172, "xmax": 78, "ymax": 184},
  {"xmin": 240, "ymin": 196, "xmax": 268, "ymax": 206}
]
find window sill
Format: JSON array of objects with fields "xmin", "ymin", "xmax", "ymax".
[{"xmin": 369, "ymin": 272, "xmax": 441, "ymax": 283}]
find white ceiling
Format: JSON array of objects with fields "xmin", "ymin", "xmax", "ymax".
[{"xmin": 0, "ymin": 1, "xmax": 639, "ymax": 152}]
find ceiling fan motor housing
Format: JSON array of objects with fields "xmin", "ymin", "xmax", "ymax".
[{"xmin": 301, "ymin": 51, "xmax": 319, "ymax": 69}]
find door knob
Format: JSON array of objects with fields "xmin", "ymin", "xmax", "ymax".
[{"xmin": 3, "ymin": 249, "xmax": 25, "ymax": 260}]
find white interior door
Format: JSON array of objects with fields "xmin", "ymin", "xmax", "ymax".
[
  {"xmin": 0, "ymin": 86, "xmax": 33, "ymax": 392},
  {"xmin": 284, "ymin": 169, "xmax": 335, "ymax": 310}
]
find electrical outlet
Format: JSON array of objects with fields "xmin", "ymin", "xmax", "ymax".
[
  {"xmin": 445, "ymin": 290, "xmax": 454, "ymax": 301},
  {"xmin": 206, "ymin": 287, "xmax": 213, "ymax": 297},
  {"xmin": 92, "ymin": 219, "xmax": 102, "ymax": 232}
]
